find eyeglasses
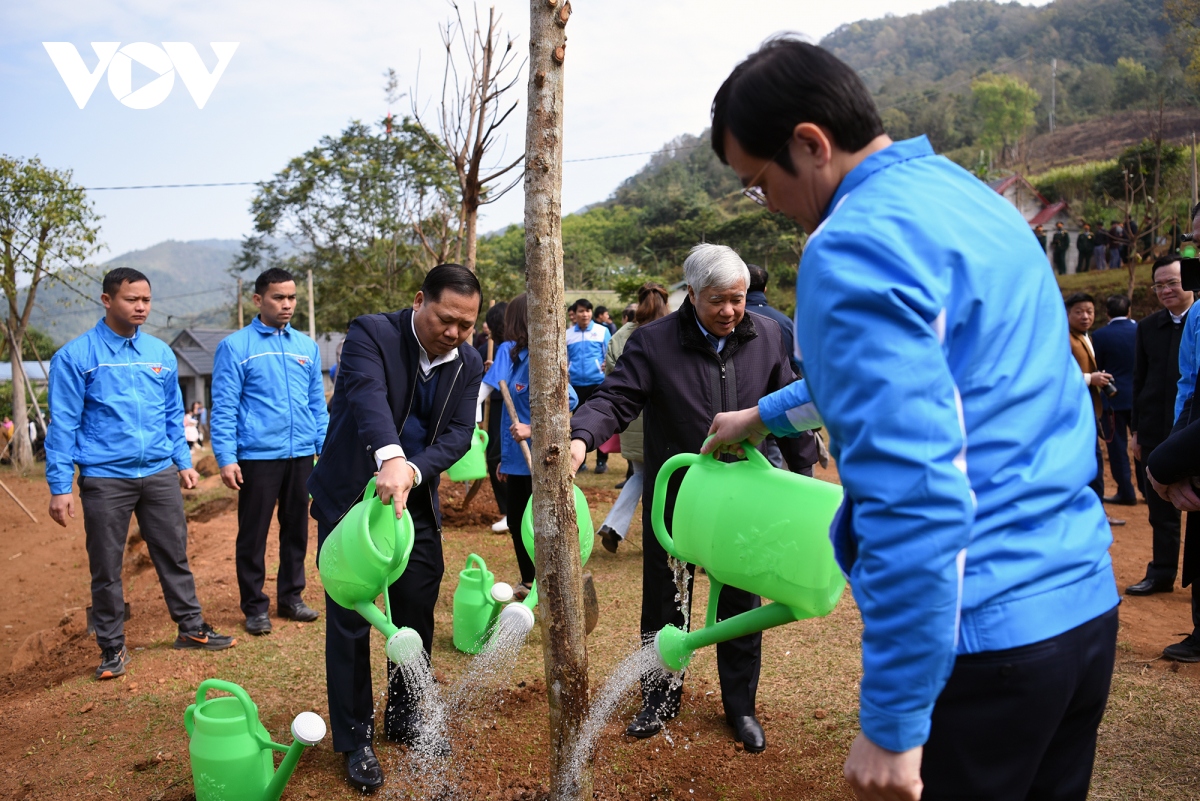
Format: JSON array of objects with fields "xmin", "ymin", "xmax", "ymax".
[
  {"xmin": 1153, "ymin": 279, "xmax": 1183, "ymax": 292},
  {"xmin": 741, "ymin": 141, "xmax": 791, "ymax": 206}
]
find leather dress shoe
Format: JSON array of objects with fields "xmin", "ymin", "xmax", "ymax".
[
  {"xmin": 1164, "ymin": 633, "xmax": 1200, "ymax": 662},
  {"xmin": 1104, "ymin": 495, "xmax": 1138, "ymax": 506},
  {"xmin": 345, "ymin": 745, "xmax": 384, "ymax": 793},
  {"xmin": 244, "ymin": 613, "xmax": 272, "ymax": 636},
  {"xmin": 625, "ymin": 705, "xmax": 667, "ymax": 739},
  {"xmin": 279, "ymin": 601, "xmax": 320, "ymax": 622},
  {"xmin": 729, "ymin": 715, "xmax": 766, "ymax": 753},
  {"xmin": 598, "ymin": 525, "xmax": 621, "ymax": 554},
  {"xmin": 1126, "ymin": 577, "xmax": 1174, "ymax": 596}
]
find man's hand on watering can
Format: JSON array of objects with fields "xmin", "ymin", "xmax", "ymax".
[
  {"xmin": 376, "ymin": 456, "xmax": 415, "ymax": 517},
  {"xmin": 843, "ymin": 734, "xmax": 923, "ymax": 801},
  {"xmin": 179, "ymin": 468, "xmax": 200, "ymax": 490},
  {"xmin": 49, "ymin": 493, "xmax": 75, "ymax": 527},
  {"xmin": 570, "ymin": 438, "xmax": 587, "ymax": 477},
  {"xmin": 220, "ymin": 462, "xmax": 243, "ymax": 490},
  {"xmin": 702, "ymin": 407, "xmax": 770, "ymax": 458},
  {"xmin": 510, "ymin": 421, "xmax": 532, "ymax": 442}
]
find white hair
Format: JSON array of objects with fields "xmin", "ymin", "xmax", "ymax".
[{"xmin": 683, "ymin": 244, "xmax": 750, "ymax": 293}]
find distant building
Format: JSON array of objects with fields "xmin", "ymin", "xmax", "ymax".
[
  {"xmin": 988, "ymin": 174, "xmax": 1078, "ymax": 273},
  {"xmin": 170, "ymin": 328, "xmax": 233, "ymax": 410}
]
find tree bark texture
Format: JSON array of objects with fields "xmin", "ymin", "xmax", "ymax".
[{"xmin": 524, "ymin": 1, "xmax": 589, "ymax": 798}]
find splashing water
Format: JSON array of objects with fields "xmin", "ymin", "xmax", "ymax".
[
  {"xmin": 556, "ymin": 641, "xmax": 675, "ymax": 793},
  {"xmin": 669, "ymin": 555, "xmax": 691, "ymax": 631},
  {"xmin": 384, "ymin": 608, "xmax": 537, "ymax": 800}
]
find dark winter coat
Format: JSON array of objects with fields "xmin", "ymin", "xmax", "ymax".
[{"xmin": 571, "ymin": 297, "xmax": 818, "ymax": 528}]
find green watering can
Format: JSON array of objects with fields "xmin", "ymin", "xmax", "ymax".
[
  {"xmin": 651, "ymin": 443, "xmax": 846, "ymax": 673},
  {"xmin": 451, "ymin": 553, "xmax": 514, "ymax": 653},
  {"xmin": 318, "ymin": 477, "xmax": 424, "ymax": 665},
  {"xmin": 447, "ymin": 428, "xmax": 489, "ymax": 482},
  {"xmin": 487, "ymin": 485, "xmax": 595, "ymax": 633},
  {"xmin": 184, "ymin": 679, "xmax": 326, "ymax": 801}
]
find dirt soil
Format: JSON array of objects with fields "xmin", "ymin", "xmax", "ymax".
[
  {"xmin": 1025, "ymin": 107, "xmax": 1200, "ymax": 171},
  {"xmin": 0, "ymin": 449, "xmax": 1198, "ymax": 799}
]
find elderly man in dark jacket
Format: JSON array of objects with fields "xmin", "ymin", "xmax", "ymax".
[
  {"xmin": 570, "ymin": 244, "xmax": 818, "ymax": 754},
  {"xmin": 309, "ymin": 264, "xmax": 483, "ymax": 793}
]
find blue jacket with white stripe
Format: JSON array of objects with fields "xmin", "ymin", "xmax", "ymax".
[
  {"xmin": 45, "ymin": 319, "xmax": 192, "ymax": 495},
  {"xmin": 757, "ymin": 137, "xmax": 1117, "ymax": 753},
  {"xmin": 210, "ymin": 317, "xmax": 329, "ymax": 467},
  {"xmin": 566, "ymin": 320, "xmax": 610, "ymax": 387}
]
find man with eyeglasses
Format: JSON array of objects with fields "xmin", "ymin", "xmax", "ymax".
[
  {"xmin": 704, "ymin": 38, "xmax": 1117, "ymax": 801},
  {"xmin": 1127, "ymin": 255, "xmax": 1194, "ymax": 601}
]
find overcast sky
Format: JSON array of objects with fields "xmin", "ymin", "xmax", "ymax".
[{"xmin": 1, "ymin": 0, "xmax": 1050, "ymax": 260}]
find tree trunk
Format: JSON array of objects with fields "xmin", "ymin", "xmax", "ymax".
[
  {"xmin": 464, "ymin": 201, "xmax": 479, "ymax": 272},
  {"xmin": 9, "ymin": 343, "xmax": 33, "ymax": 472},
  {"xmin": 524, "ymin": 2, "xmax": 589, "ymax": 799}
]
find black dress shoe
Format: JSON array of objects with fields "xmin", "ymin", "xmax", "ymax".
[
  {"xmin": 279, "ymin": 601, "xmax": 320, "ymax": 622},
  {"xmin": 245, "ymin": 613, "xmax": 272, "ymax": 636},
  {"xmin": 1126, "ymin": 577, "xmax": 1174, "ymax": 596},
  {"xmin": 729, "ymin": 715, "xmax": 766, "ymax": 753},
  {"xmin": 625, "ymin": 705, "xmax": 665, "ymax": 739},
  {"xmin": 1103, "ymin": 495, "xmax": 1138, "ymax": 506},
  {"xmin": 1164, "ymin": 633, "xmax": 1200, "ymax": 662},
  {"xmin": 598, "ymin": 525, "xmax": 620, "ymax": 554},
  {"xmin": 345, "ymin": 745, "xmax": 384, "ymax": 793}
]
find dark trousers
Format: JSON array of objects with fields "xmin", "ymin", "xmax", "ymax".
[
  {"xmin": 318, "ymin": 495, "xmax": 444, "ymax": 753},
  {"xmin": 1088, "ymin": 428, "xmax": 1105, "ymax": 500},
  {"xmin": 236, "ymin": 457, "xmax": 314, "ymax": 617},
  {"xmin": 640, "ymin": 502, "xmax": 760, "ymax": 720},
  {"xmin": 1077, "ymin": 251, "xmax": 1092, "ymax": 272},
  {"xmin": 487, "ymin": 458, "xmax": 507, "ymax": 516},
  {"xmin": 573, "ymin": 384, "xmax": 607, "ymax": 466},
  {"xmin": 1100, "ymin": 409, "xmax": 1136, "ymax": 502},
  {"xmin": 78, "ymin": 468, "xmax": 204, "ymax": 649},
  {"xmin": 921, "ymin": 607, "xmax": 1117, "ymax": 801},
  {"xmin": 505, "ymin": 473, "xmax": 536, "ymax": 585},
  {"xmin": 1142, "ymin": 444, "xmax": 1183, "ymax": 584},
  {"xmin": 1053, "ymin": 251, "xmax": 1067, "ymax": 275}
]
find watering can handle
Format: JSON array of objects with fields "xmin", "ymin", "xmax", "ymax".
[
  {"xmin": 195, "ymin": 679, "xmax": 266, "ymax": 746},
  {"xmin": 360, "ymin": 477, "xmax": 410, "ymax": 577},
  {"xmin": 477, "ymin": 428, "xmax": 489, "ymax": 448},
  {"xmin": 465, "ymin": 553, "xmax": 487, "ymax": 572}
]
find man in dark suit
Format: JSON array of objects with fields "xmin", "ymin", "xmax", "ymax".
[
  {"xmin": 1093, "ymin": 294, "xmax": 1138, "ymax": 505},
  {"xmin": 308, "ymin": 264, "xmax": 483, "ymax": 793},
  {"xmin": 1128, "ymin": 255, "xmax": 1195, "ymax": 595}
]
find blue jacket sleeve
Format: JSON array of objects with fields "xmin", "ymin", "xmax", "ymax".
[
  {"xmin": 308, "ymin": 344, "xmax": 329, "ymax": 455},
  {"xmin": 45, "ymin": 351, "xmax": 83, "ymax": 495},
  {"xmin": 568, "ymin": 384, "xmax": 579, "ymax": 411},
  {"xmin": 758, "ymin": 379, "xmax": 823, "ymax": 435},
  {"xmin": 1176, "ymin": 311, "xmax": 1198, "ymax": 423},
  {"xmin": 209, "ymin": 339, "xmax": 242, "ymax": 468},
  {"xmin": 798, "ymin": 231, "xmax": 976, "ymax": 753},
  {"xmin": 165, "ymin": 360, "xmax": 192, "ymax": 470}
]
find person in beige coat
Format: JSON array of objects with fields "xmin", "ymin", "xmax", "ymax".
[{"xmin": 595, "ymin": 284, "xmax": 669, "ymax": 553}]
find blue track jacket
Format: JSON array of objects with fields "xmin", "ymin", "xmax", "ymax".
[
  {"xmin": 757, "ymin": 137, "xmax": 1117, "ymax": 753},
  {"xmin": 1175, "ymin": 309, "xmax": 1200, "ymax": 422},
  {"xmin": 210, "ymin": 317, "xmax": 329, "ymax": 467},
  {"xmin": 566, "ymin": 320, "xmax": 610, "ymax": 387},
  {"xmin": 45, "ymin": 319, "xmax": 192, "ymax": 495}
]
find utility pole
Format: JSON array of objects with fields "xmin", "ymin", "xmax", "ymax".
[
  {"xmin": 307, "ymin": 269, "xmax": 317, "ymax": 340},
  {"xmin": 1050, "ymin": 58, "xmax": 1056, "ymax": 133},
  {"xmin": 237, "ymin": 278, "xmax": 244, "ymax": 328},
  {"xmin": 524, "ymin": 1, "xmax": 590, "ymax": 798}
]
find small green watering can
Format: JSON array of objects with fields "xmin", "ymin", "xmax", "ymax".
[
  {"xmin": 318, "ymin": 477, "xmax": 424, "ymax": 664},
  {"xmin": 447, "ymin": 428, "xmax": 489, "ymax": 482},
  {"xmin": 492, "ymin": 485, "xmax": 595, "ymax": 632},
  {"xmin": 651, "ymin": 443, "xmax": 846, "ymax": 673},
  {"xmin": 452, "ymin": 553, "xmax": 515, "ymax": 653},
  {"xmin": 184, "ymin": 679, "xmax": 326, "ymax": 801}
]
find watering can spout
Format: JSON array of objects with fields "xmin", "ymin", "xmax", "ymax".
[{"xmin": 261, "ymin": 713, "xmax": 327, "ymax": 801}]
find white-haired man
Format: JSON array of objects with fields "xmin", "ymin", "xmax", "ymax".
[{"xmin": 570, "ymin": 243, "xmax": 818, "ymax": 753}]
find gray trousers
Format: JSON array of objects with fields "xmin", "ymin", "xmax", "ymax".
[{"xmin": 79, "ymin": 467, "xmax": 204, "ymax": 649}]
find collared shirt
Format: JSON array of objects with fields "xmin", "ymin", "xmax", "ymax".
[
  {"xmin": 372, "ymin": 314, "xmax": 463, "ymax": 482},
  {"xmin": 695, "ymin": 316, "xmax": 727, "ymax": 353}
]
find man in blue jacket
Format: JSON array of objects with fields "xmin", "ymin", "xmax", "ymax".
[
  {"xmin": 307, "ymin": 264, "xmax": 482, "ymax": 793},
  {"xmin": 45, "ymin": 268, "xmax": 235, "ymax": 681},
  {"xmin": 566, "ymin": 298, "xmax": 611, "ymax": 473},
  {"xmin": 1092, "ymin": 294, "xmax": 1139, "ymax": 506},
  {"xmin": 704, "ymin": 40, "xmax": 1117, "ymax": 801},
  {"xmin": 211, "ymin": 268, "xmax": 329, "ymax": 636}
]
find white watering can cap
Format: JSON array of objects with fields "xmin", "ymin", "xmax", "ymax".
[
  {"xmin": 291, "ymin": 711, "xmax": 327, "ymax": 746},
  {"xmin": 498, "ymin": 601, "xmax": 535, "ymax": 631},
  {"xmin": 490, "ymin": 581, "xmax": 514, "ymax": 603}
]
